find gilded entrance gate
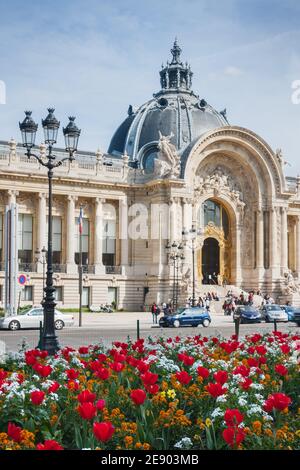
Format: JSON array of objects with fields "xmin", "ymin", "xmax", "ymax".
[{"xmin": 197, "ymin": 222, "xmax": 232, "ymax": 284}]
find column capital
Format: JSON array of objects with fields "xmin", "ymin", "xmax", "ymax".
[
  {"xmin": 38, "ymin": 192, "xmax": 47, "ymax": 200},
  {"xmin": 95, "ymin": 197, "xmax": 106, "ymax": 205},
  {"xmin": 67, "ymin": 195, "xmax": 78, "ymax": 203},
  {"xmin": 7, "ymin": 189, "xmax": 19, "ymax": 197}
]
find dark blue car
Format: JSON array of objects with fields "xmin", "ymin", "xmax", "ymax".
[
  {"xmin": 159, "ymin": 307, "xmax": 211, "ymax": 328},
  {"xmin": 233, "ymin": 306, "xmax": 262, "ymax": 324}
]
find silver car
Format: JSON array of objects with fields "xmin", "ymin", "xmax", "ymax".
[
  {"xmin": 0, "ymin": 307, "xmax": 74, "ymax": 331},
  {"xmin": 260, "ymin": 304, "xmax": 288, "ymax": 323}
]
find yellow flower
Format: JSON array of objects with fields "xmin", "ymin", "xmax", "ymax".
[
  {"xmin": 167, "ymin": 389, "xmax": 176, "ymax": 399},
  {"xmin": 205, "ymin": 418, "xmax": 212, "ymax": 427}
]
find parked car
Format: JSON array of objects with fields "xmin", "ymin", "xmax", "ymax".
[
  {"xmin": 159, "ymin": 307, "xmax": 211, "ymax": 328},
  {"xmin": 0, "ymin": 307, "xmax": 74, "ymax": 331},
  {"xmin": 233, "ymin": 306, "xmax": 262, "ymax": 324},
  {"xmin": 260, "ymin": 304, "xmax": 288, "ymax": 323},
  {"xmin": 280, "ymin": 305, "xmax": 300, "ymax": 325}
]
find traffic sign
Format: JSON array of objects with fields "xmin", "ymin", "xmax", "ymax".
[{"xmin": 18, "ymin": 274, "xmax": 26, "ymax": 285}]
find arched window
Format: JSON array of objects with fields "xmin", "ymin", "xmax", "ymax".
[
  {"xmin": 142, "ymin": 146, "xmax": 159, "ymax": 174},
  {"xmin": 202, "ymin": 199, "xmax": 229, "ymax": 238}
]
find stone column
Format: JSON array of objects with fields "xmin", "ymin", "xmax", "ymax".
[
  {"xmin": 119, "ymin": 198, "xmax": 128, "ymax": 270},
  {"xmin": 182, "ymin": 198, "xmax": 193, "ymax": 273},
  {"xmin": 235, "ymin": 213, "xmax": 242, "ymax": 285},
  {"xmin": 269, "ymin": 208, "xmax": 278, "ymax": 268},
  {"xmin": 256, "ymin": 209, "xmax": 264, "ymax": 270},
  {"xmin": 281, "ymin": 207, "xmax": 288, "ymax": 273},
  {"xmin": 7, "ymin": 189, "xmax": 19, "ymax": 206},
  {"xmin": 94, "ymin": 198, "xmax": 105, "ymax": 274},
  {"xmin": 296, "ymin": 216, "xmax": 300, "ymax": 279},
  {"xmin": 169, "ymin": 198, "xmax": 176, "ymax": 242},
  {"xmin": 37, "ymin": 193, "xmax": 47, "ymax": 251},
  {"xmin": 66, "ymin": 195, "xmax": 77, "ymax": 273}
]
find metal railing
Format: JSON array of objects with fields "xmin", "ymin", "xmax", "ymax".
[
  {"xmin": 105, "ymin": 266, "xmax": 122, "ymax": 275},
  {"xmin": 82, "ymin": 265, "xmax": 96, "ymax": 274},
  {"xmin": 19, "ymin": 263, "xmax": 37, "ymax": 273},
  {"xmin": 53, "ymin": 264, "xmax": 67, "ymax": 273}
]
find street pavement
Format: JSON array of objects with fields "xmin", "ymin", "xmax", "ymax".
[{"xmin": 0, "ymin": 310, "xmax": 299, "ymax": 353}]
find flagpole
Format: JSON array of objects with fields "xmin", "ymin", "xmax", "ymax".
[{"xmin": 79, "ymin": 205, "xmax": 83, "ymax": 328}]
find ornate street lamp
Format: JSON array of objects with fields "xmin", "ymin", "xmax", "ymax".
[
  {"xmin": 166, "ymin": 241, "xmax": 184, "ymax": 310},
  {"xmin": 19, "ymin": 108, "xmax": 81, "ymax": 354},
  {"xmin": 182, "ymin": 225, "xmax": 199, "ymax": 307}
]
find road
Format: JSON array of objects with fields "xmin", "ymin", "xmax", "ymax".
[{"xmin": 0, "ymin": 310, "xmax": 299, "ymax": 353}]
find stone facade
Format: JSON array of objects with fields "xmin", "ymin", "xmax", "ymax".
[{"xmin": 1, "ymin": 42, "xmax": 300, "ymax": 309}]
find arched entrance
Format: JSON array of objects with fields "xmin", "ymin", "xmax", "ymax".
[
  {"xmin": 202, "ymin": 238, "xmax": 220, "ymax": 284},
  {"xmin": 197, "ymin": 199, "xmax": 232, "ymax": 285}
]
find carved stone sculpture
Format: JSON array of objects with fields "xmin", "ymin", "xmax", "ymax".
[
  {"xmin": 283, "ymin": 270, "xmax": 300, "ymax": 295},
  {"xmin": 154, "ymin": 131, "xmax": 181, "ymax": 178}
]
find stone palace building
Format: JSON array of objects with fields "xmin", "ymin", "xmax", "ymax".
[{"xmin": 1, "ymin": 40, "xmax": 300, "ymax": 310}]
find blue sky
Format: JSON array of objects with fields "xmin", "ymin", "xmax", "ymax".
[{"xmin": 0, "ymin": 0, "xmax": 300, "ymax": 174}]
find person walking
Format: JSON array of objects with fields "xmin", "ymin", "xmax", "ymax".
[{"xmin": 151, "ymin": 302, "xmax": 157, "ymax": 324}]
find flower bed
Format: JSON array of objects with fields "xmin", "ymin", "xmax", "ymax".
[{"xmin": 0, "ymin": 331, "xmax": 299, "ymax": 450}]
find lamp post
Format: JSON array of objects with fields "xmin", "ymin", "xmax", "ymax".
[
  {"xmin": 182, "ymin": 225, "xmax": 199, "ymax": 307},
  {"xmin": 166, "ymin": 241, "xmax": 184, "ymax": 310},
  {"xmin": 19, "ymin": 108, "xmax": 81, "ymax": 354},
  {"xmin": 35, "ymin": 246, "xmax": 47, "ymax": 297}
]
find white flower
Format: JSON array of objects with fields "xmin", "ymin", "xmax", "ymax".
[
  {"xmin": 238, "ymin": 398, "xmax": 248, "ymax": 406},
  {"xmin": 174, "ymin": 437, "xmax": 193, "ymax": 449},
  {"xmin": 216, "ymin": 395, "xmax": 227, "ymax": 403},
  {"xmin": 211, "ymin": 407, "xmax": 224, "ymax": 419}
]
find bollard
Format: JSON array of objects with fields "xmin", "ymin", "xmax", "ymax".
[
  {"xmin": 273, "ymin": 319, "xmax": 277, "ymax": 332},
  {"xmin": 137, "ymin": 319, "xmax": 140, "ymax": 340},
  {"xmin": 37, "ymin": 321, "xmax": 43, "ymax": 350},
  {"xmin": 234, "ymin": 317, "xmax": 240, "ymax": 340}
]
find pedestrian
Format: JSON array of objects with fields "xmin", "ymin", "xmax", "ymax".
[
  {"xmin": 151, "ymin": 302, "xmax": 157, "ymax": 324},
  {"xmin": 205, "ymin": 298, "xmax": 210, "ymax": 312}
]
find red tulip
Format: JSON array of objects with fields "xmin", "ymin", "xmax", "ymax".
[
  {"xmin": 233, "ymin": 365, "xmax": 250, "ymax": 377},
  {"xmin": 36, "ymin": 440, "xmax": 64, "ymax": 450},
  {"xmin": 141, "ymin": 371, "xmax": 158, "ymax": 386},
  {"xmin": 222, "ymin": 426, "xmax": 245, "ymax": 448},
  {"xmin": 206, "ymin": 383, "xmax": 228, "ymax": 398},
  {"xmin": 263, "ymin": 393, "xmax": 292, "ymax": 412},
  {"xmin": 110, "ymin": 362, "xmax": 125, "ymax": 373},
  {"xmin": 0, "ymin": 370, "xmax": 8, "ymax": 381},
  {"xmin": 78, "ymin": 347, "xmax": 89, "ymax": 355},
  {"xmin": 78, "ymin": 402, "xmax": 97, "ymax": 420},
  {"xmin": 130, "ymin": 389, "xmax": 147, "ymax": 405},
  {"xmin": 275, "ymin": 364, "xmax": 288, "ymax": 376},
  {"xmin": 224, "ymin": 409, "xmax": 244, "ymax": 427},
  {"xmin": 30, "ymin": 390, "xmax": 45, "ymax": 405},
  {"xmin": 96, "ymin": 399, "xmax": 106, "ymax": 410},
  {"xmin": 145, "ymin": 384, "xmax": 160, "ymax": 395},
  {"xmin": 197, "ymin": 366, "xmax": 210, "ymax": 379},
  {"xmin": 77, "ymin": 390, "xmax": 96, "ymax": 404},
  {"xmin": 175, "ymin": 371, "xmax": 192, "ymax": 385},
  {"xmin": 66, "ymin": 369, "xmax": 79, "ymax": 380},
  {"xmin": 280, "ymin": 344, "xmax": 290, "ymax": 354},
  {"xmin": 95, "ymin": 367, "xmax": 110, "ymax": 380},
  {"xmin": 48, "ymin": 381, "xmax": 60, "ymax": 394},
  {"xmin": 213, "ymin": 370, "xmax": 228, "ymax": 385},
  {"xmin": 240, "ymin": 378, "xmax": 253, "ymax": 391},
  {"xmin": 7, "ymin": 423, "xmax": 22, "ymax": 443},
  {"xmin": 93, "ymin": 422, "xmax": 115, "ymax": 442}
]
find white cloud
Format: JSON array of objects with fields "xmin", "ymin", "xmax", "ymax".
[{"xmin": 224, "ymin": 66, "xmax": 243, "ymax": 76}]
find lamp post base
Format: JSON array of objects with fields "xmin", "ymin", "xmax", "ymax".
[{"xmin": 39, "ymin": 334, "xmax": 60, "ymax": 355}]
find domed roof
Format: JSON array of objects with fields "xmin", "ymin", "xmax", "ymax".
[{"xmin": 108, "ymin": 41, "xmax": 228, "ymax": 168}]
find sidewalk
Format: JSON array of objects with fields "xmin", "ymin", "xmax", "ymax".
[{"xmin": 70, "ymin": 308, "xmax": 229, "ymax": 329}]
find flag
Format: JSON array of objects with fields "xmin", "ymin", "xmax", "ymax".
[{"xmin": 78, "ymin": 206, "xmax": 83, "ymax": 235}]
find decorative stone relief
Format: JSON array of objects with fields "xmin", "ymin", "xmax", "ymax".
[
  {"xmin": 283, "ymin": 270, "xmax": 300, "ymax": 295},
  {"xmin": 154, "ymin": 132, "xmax": 181, "ymax": 178}
]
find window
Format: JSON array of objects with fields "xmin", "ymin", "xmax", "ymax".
[
  {"xmin": 102, "ymin": 220, "xmax": 116, "ymax": 266},
  {"xmin": 47, "ymin": 216, "xmax": 62, "ymax": 264},
  {"xmin": 202, "ymin": 200, "xmax": 229, "ymax": 238},
  {"xmin": 75, "ymin": 218, "xmax": 89, "ymax": 265},
  {"xmin": 142, "ymin": 148, "xmax": 159, "ymax": 174},
  {"xmin": 21, "ymin": 286, "xmax": 33, "ymax": 301},
  {"xmin": 18, "ymin": 214, "xmax": 33, "ymax": 263},
  {"xmin": 54, "ymin": 287, "xmax": 63, "ymax": 302},
  {"xmin": 108, "ymin": 287, "xmax": 117, "ymax": 306},
  {"xmin": 82, "ymin": 287, "xmax": 90, "ymax": 307}
]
